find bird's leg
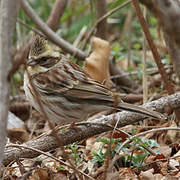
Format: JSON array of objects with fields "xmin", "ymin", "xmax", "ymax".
[{"xmin": 69, "ymin": 122, "xmax": 81, "ymax": 131}]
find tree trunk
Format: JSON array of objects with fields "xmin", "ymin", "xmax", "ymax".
[{"xmin": 0, "ymin": 0, "xmax": 20, "ymax": 167}]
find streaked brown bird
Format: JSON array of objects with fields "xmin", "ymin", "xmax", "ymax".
[{"xmin": 24, "ymin": 35, "xmax": 165, "ymax": 125}]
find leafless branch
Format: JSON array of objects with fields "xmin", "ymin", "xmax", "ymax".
[
  {"xmin": 96, "ymin": 0, "xmax": 107, "ymax": 39},
  {"xmin": 4, "ymin": 92, "xmax": 180, "ymax": 166},
  {"xmin": 21, "ymin": 0, "xmax": 87, "ymax": 60},
  {"xmin": 46, "ymin": 0, "xmax": 68, "ymax": 31}
]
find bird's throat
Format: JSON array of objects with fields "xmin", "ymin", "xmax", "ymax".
[{"xmin": 27, "ymin": 65, "xmax": 48, "ymax": 76}]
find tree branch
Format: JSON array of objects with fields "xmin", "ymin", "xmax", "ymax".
[
  {"xmin": 21, "ymin": 0, "xmax": 87, "ymax": 60},
  {"xmin": 96, "ymin": 0, "xmax": 107, "ymax": 39},
  {"xmin": 46, "ymin": 0, "xmax": 68, "ymax": 31},
  {"xmin": 4, "ymin": 92, "xmax": 180, "ymax": 166}
]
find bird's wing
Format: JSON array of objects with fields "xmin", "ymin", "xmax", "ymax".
[
  {"xmin": 31, "ymin": 59, "xmax": 165, "ymax": 120},
  {"xmin": 32, "ymin": 59, "xmax": 113, "ymax": 102}
]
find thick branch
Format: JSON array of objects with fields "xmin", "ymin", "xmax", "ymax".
[
  {"xmin": 96, "ymin": 0, "xmax": 107, "ymax": 39},
  {"xmin": 21, "ymin": 0, "xmax": 87, "ymax": 60},
  {"xmin": 46, "ymin": 0, "xmax": 68, "ymax": 31},
  {"xmin": 0, "ymin": 0, "xmax": 20, "ymax": 167},
  {"xmin": 4, "ymin": 92, "xmax": 180, "ymax": 166}
]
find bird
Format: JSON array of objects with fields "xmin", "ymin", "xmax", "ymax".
[{"xmin": 24, "ymin": 35, "xmax": 165, "ymax": 125}]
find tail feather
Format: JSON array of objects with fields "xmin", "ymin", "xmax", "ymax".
[{"xmin": 117, "ymin": 102, "xmax": 165, "ymax": 119}]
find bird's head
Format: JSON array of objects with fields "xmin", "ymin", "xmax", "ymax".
[{"xmin": 27, "ymin": 35, "xmax": 59, "ymax": 75}]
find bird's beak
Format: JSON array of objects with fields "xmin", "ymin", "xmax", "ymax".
[{"xmin": 27, "ymin": 58, "xmax": 37, "ymax": 66}]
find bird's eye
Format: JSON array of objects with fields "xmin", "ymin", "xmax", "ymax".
[
  {"xmin": 39, "ymin": 57, "xmax": 47, "ymax": 62},
  {"xmin": 38, "ymin": 56, "xmax": 52, "ymax": 67}
]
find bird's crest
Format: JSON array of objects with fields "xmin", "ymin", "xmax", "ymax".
[
  {"xmin": 27, "ymin": 34, "xmax": 60, "ymax": 75},
  {"xmin": 29, "ymin": 35, "xmax": 49, "ymax": 58}
]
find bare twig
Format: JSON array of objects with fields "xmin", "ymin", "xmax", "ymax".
[
  {"xmin": 17, "ymin": 18, "xmax": 43, "ymax": 36},
  {"xmin": 132, "ymin": 0, "xmax": 180, "ymax": 122},
  {"xmin": 6, "ymin": 144, "xmax": 95, "ymax": 180},
  {"xmin": 142, "ymin": 7, "xmax": 148, "ymax": 104},
  {"xmin": 127, "ymin": 7, "xmax": 133, "ymax": 69},
  {"xmin": 73, "ymin": 26, "xmax": 87, "ymax": 48},
  {"xmin": 110, "ymin": 65, "xmax": 172, "ymax": 79},
  {"xmin": 132, "ymin": 0, "xmax": 173, "ymax": 94}
]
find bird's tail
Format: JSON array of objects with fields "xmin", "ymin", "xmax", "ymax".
[{"xmin": 116, "ymin": 102, "xmax": 165, "ymax": 120}]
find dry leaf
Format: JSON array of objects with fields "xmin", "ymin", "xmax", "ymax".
[
  {"xmin": 173, "ymin": 149, "xmax": 180, "ymax": 163},
  {"xmin": 119, "ymin": 168, "xmax": 138, "ymax": 179},
  {"xmin": 83, "ymin": 37, "xmax": 111, "ymax": 87},
  {"xmin": 169, "ymin": 159, "xmax": 179, "ymax": 170},
  {"xmin": 157, "ymin": 144, "xmax": 171, "ymax": 157},
  {"xmin": 30, "ymin": 168, "xmax": 49, "ymax": 180},
  {"xmin": 165, "ymin": 120, "xmax": 180, "ymax": 143},
  {"xmin": 52, "ymin": 171, "xmax": 68, "ymax": 180},
  {"xmin": 139, "ymin": 168, "xmax": 154, "ymax": 180},
  {"xmin": 154, "ymin": 174, "xmax": 164, "ymax": 180},
  {"xmin": 8, "ymin": 127, "xmax": 29, "ymax": 143}
]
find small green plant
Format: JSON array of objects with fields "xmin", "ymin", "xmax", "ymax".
[
  {"xmin": 67, "ymin": 142, "xmax": 83, "ymax": 165},
  {"xmin": 91, "ymin": 138, "xmax": 122, "ymax": 165},
  {"xmin": 91, "ymin": 136, "xmax": 160, "ymax": 168},
  {"xmin": 122, "ymin": 137, "xmax": 160, "ymax": 168},
  {"xmin": 57, "ymin": 165, "xmax": 64, "ymax": 171},
  {"xmin": 91, "ymin": 146, "xmax": 106, "ymax": 165},
  {"xmin": 34, "ymin": 157, "xmax": 43, "ymax": 162}
]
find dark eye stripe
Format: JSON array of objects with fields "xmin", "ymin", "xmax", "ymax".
[
  {"xmin": 39, "ymin": 57, "xmax": 47, "ymax": 61},
  {"xmin": 37, "ymin": 57, "xmax": 59, "ymax": 68},
  {"xmin": 37, "ymin": 56, "xmax": 52, "ymax": 65},
  {"xmin": 38, "ymin": 56, "xmax": 51, "ymax": 63}
]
